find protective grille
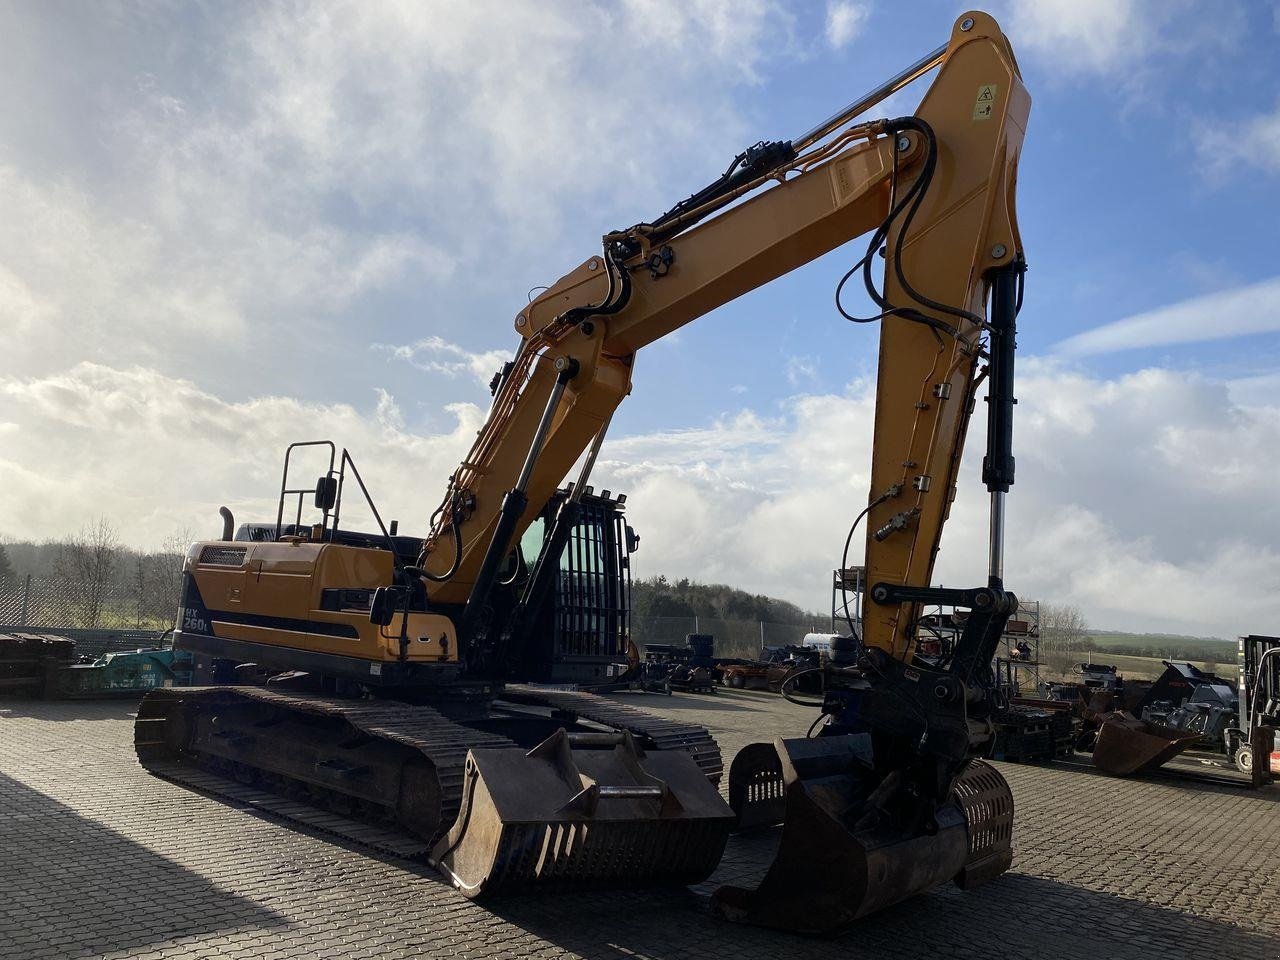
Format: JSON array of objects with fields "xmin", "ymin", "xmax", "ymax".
[{"xmin": 198, "ymin": 545, "xmax": 248, "ymax": 566}]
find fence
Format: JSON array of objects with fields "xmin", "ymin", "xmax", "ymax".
[
  {"xmin": 632, "ymin": 616, "xmax": 825, "ymax": 660},
  {"xmin": 0, "ymin": 575, "xmax": 176, "ymax": 632}
]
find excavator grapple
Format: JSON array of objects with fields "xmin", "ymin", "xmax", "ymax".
[
  {"xmin": 713, "ymin": 736, "xmax": 1013, "ymax": 933},
  {"xmin": 432, "ymin": 730, "xmax": 733, "ymax": 896}
]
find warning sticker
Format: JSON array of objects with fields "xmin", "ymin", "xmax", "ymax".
[{"xmin": 973, "ymin": 83, "xmax": 997, "ymax": 121}]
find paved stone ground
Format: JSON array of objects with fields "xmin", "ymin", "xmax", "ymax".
[{"xmin": 1, "ymin": 690, "xmax": 1278, "ymax": 960}]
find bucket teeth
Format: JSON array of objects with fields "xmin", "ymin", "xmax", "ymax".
[
  {"xmin": 431, "ymin": 729, "xmax": 734, "ymax": 897},
  {"xmin": 714, "ymin": 736, "xmax": 1014, "ymax": 933}
]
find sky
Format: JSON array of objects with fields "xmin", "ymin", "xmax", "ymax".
[{"xmin": 2, "ymin": 0, "xmax": 1279, "ymax": 638}]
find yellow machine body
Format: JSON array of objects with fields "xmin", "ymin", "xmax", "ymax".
[{"xmin": 180, "ymin": 539, "xmax": 458, "ymax": 670}]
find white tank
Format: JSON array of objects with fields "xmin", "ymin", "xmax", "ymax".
[{"xmin": 801, "ymin": 633, "xmax": 840, "ymax": 654}]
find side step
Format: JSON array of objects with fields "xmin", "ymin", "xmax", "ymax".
[{"xmin": 432, "ymin": 730, "xmax": 734, "ymax": 897}]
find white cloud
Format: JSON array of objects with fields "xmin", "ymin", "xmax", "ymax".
[
  {"xmin": 825, "ymin": 2, "xmax": 871, "ymax": 49},
  {"xmin": 998, "ymin": 0, "xmax": 1244, "ymax": 87},
  {"xmin": 1002, "ymin": 0, "xmax": 1143, "ymax": 74},
  {"xmin": 372, "ymin": 336, "xmax": 512, "ymax": 390},
  {"xmin": 0, "ymin": 364, "xmax": 483, "ymax": 548},
  {"xmin": 0, "ymin": 2, "xmax": 792, "ymax": 387},
  {"xmin": 784, "ymin": 355, "xmax": 820, "ymax": 387},
  {"xmin": 0, "ymin": 158, "xmax": 457, "ymax": 379},
  {"xmin": 1227, "ymin": 370, "xmax": 1280, "ymax": 408},
  {"xmin": 598, "ymin": 360, "xmax": 1280, "ymax": 637},
  {"xmin": 3, "ymin": 358, "xmax": 1277, "ymax": 636},
  {"xmin": 1055, "ymin": 274, "xmax": 1280, "ymax": 355},
  {"xmin": 1195, "ymin": 98, "xmax": 1280, "ymax": 178}
]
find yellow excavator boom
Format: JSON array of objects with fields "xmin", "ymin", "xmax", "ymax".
[{"xmin": 423, "ymin": 10, "xmax": 1027, "ymax": 664}]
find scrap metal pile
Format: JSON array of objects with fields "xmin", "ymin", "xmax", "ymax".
[
  {"xmin": 635, "ymin": 635, "xmax": 827, "ymax": 696},
  {"xmin": 1049, "ymin": 647, "xmax": 1280, "ymax": 778}
]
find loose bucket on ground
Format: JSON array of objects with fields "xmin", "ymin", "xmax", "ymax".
[
  {"xmin": 1091, "ymin": 711, "xmax": 1205, "ymax": 776},
  {"xmin": 431, "ymin": 729, "xmax": 734, "ymax": 896}
]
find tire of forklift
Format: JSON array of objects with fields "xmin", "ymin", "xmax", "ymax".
[
  {"xmin": 1235, "ymin": 744, "xmax": 1254, "ymax": 775},
  {"xmin": 730, "ymin": 675, "xmax": 745, "ymax": 689}
]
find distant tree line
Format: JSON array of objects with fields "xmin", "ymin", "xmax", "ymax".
[
  {"xmin": 631, "ymin": 575, "xmax": 821, "ymax": 626},
  {"xmin": 0, "ymin": 517, "xmax": 189, "ymax": 629}
]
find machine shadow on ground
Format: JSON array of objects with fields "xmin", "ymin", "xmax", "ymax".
[
  {"xmin": 0, "ymin": 771, "xmax": 287, "ymax": 957},
  {"xmin": 1030, "ymin": 753, "xmax": 1272, "ymax": 797},
  {"xmin": 486, "ymin": 869, "xmax": 1277, "ymax": 960},
  {"xmin": 608, "ymin": 689, "xmax": 779, "ymax": 714}
]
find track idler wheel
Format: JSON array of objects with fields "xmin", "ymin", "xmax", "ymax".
[{"xmin": 712, "ymin": 736, "xmax": 1013, "ymax": 934}]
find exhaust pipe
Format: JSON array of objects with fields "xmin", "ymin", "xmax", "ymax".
[{"xmin": 218, "ymin": 506, "xmax": 234, "ymax": 541}]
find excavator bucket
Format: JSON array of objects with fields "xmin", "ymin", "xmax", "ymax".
[
  {"xmin": 713, "ymin": 736, "xmax": 1013, "ymax": 934},
  {"xmin": 431, "ymin": 729, "xmax": 734, "ymax": 897},
  {"xmin": 1091, "ymin": 711, "xmax": 1204, "ymax": 775}
]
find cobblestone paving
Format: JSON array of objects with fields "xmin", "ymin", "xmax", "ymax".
[{"xmin": 2, "ymin": 690, "xmax": 1278, "ymax": 960}]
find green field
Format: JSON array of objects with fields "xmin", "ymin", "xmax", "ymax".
[
  {"xmin": 1040, "ymin": 652, "xmax": 1238, "ymax": 683},
  {"xmin": 1087, "ymin": 631, "xmax": 1234, "ymax": 650}
]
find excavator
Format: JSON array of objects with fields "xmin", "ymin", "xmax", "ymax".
[{"xmin": 135, "ymin": 11, "xmax": 1029, "ymax": 933}]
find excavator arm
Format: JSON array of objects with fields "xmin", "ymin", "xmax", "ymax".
[
  {"xmin": 417, "ymin": 11, "xmax": 1031, "ymax": 930},
  {"xmin": 422, "ymin": 10, "xmax": 1027, "ymax": 671}
]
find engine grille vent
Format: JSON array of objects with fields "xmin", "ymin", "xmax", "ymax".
[{"xmin": 199, "ymin": 545, "xmax": 248, "ymax": 566}]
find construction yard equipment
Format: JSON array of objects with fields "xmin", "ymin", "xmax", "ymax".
[
  {"xmin": 42, "ymin": 646, "xmax": 192, "ymax": 699},
  {"xmin": 1227, "ymin": 635, "xmax": 1280, "ymax": 776},
  {"xmin": 0, "ymin": 632, "xmax": 191, "ymax": 699},
  {"xmin": 1092, "ymin": 712, "xmax": 1205, "ymax": 776},
  {"xmin": 0, "ymin": 633, "xmax": 75, "ymax": 695},
  {"xmin": 714, "ymin": 737, "xmax": 1013, "ymax": 933},
  {"xmin": 433, "ymin": 729, "xmax": 734, "ymax": 895},
  {"xmin": 1005, "ymin": 696, "xmax": 1078, "ymax": 759},
  {"xmin": 135, "ymin": 10, "xmax": 1029, "ymax": 929},
  {"xmin": 1091, "ymin": 660, "xmax": 1240, "ymax": 776},
  {"xmin": 639, "ymin": 634, "xmax": 721, "ymax": 693},
  {"xmin": 989, "ymin": 706, "xmax": 1059, "ymax": 763},
  {"xmin": 719, "ymin": 660, "xmax": 771, "ymax": 691}
]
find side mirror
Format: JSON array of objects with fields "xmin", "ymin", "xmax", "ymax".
[
  {"xmin": 314, "ymin": 475, "xmax": 338, "ymax": 510},
  {"xmin": 625, "ymin": 525, "xmax": 640, "ymax": 555},
  {"xmin": 369, "ymin": 586, "xmax": 402, "ymax": 627}
]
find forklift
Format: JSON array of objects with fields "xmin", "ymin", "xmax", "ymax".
[{"xmin": 1230, "ymin": 635, "xmax": 1280, "ymax": 775}]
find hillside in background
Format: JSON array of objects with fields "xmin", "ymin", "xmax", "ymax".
[
  {"xmin": 1085, "ymin": 629, "xmax": 1236, "ymax": 662},
  {"xmin": 630, "ymin": 575, "xmax": 823, "ymax": 627}
]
